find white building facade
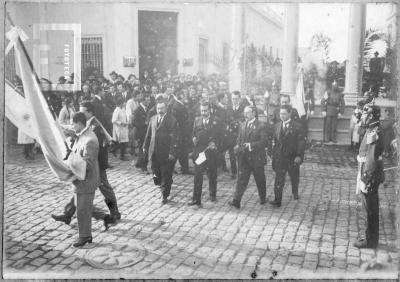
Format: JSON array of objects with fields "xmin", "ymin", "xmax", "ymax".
[{"xmin": 7, "ymin": 2, "xmax": 283, "ymax": 91}]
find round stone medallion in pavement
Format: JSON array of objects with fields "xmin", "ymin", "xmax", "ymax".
[{"xmin": 84, "ymin": 243, "xmax": 146, "ymax": 269}]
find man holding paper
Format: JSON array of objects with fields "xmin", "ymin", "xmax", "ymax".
[
  {"xmin": 229, "ymin": 106, "xmax": 268, "ymax": 209},
  {"xmin": 188, "ymin": 101, "xmax": 223, "ymax": 207}
]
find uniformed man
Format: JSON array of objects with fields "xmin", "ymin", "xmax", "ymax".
[
  {"xmin": 188, "ymin": 101, "xmax": 223, "ymax": 207},
  {"xmin": 354, "ymin": 104, "xmax": 384, "ymax": 249},
  {"xmin": 321, "ymin": 80, "xmax": 345, "ymax": 143},
  {"xmin": 228, "ymin": 105, "xmax": 268, "ymax": 209}
]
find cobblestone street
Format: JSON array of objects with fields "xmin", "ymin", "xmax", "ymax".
[{"xmin": 3, "ymin": 145, "xmax": 398, "ymax": 279}]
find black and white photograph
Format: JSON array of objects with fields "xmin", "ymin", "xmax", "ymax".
[{"xmin": 2, "ymin": 0, "xmax": 399, "ymax": 279}]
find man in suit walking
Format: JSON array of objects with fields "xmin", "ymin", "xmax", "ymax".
[
  {"xmin": 166, "ymin": 86, "xmax": 191, "ymax": 174},
  {"xmin": 52, "ymin": 102, "xmax": 120, "ymax": 227},
  {"xmin": 229, "ymin": 106, "xmax": 268, "ymax": 209},
  {"xmin": 270, "ymin": 105, "xmax": 306, "ymax": 207},
  {"xmin": 222, "ymin": 91, "xmax": 245, "ymax": 179},
  {"xmin": 188, "ymin": 101, "xmax": 223, "ymax": 207},
  {"xmin": 143, "ymin": 100, "xmax": 179, "ymax": 204},
  {"xmin": 68, "ymin": 112, "xmax": 101, "ymax": 247}
]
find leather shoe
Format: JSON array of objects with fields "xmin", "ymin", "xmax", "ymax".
[
  {"xmin": 269, "ymin": 200, "xmax": 281, "ymax": 207},
  {"xmin": 210, "ymin": 196, "xmax": 216, "ymax": 202},
  {"xmin": 231, "ymin": 174, "xmax": 237, "ymax": 179},
  {"xmin": 113, "ymin": 213, "xmax": 121, "ymax": 220},
  {"xmin": 162, "ymin": 198, "xmax": 169, "ymax": 205},
  {"xmin": 260, "ymin": 200, "xmax": 266, "ymax": 205},
  {"xmin": 353, "ymin": 239, "xmax": 371, "ymax": 249},
  {"xmin": 103, "ymin": 214, "xmax": 116, "ymax": 231},
  {"xmin": 293, "ymin": 194, "xmax": 299, "ymax": 200},
  {"xmin": 73, "ymin": 236, "xmax": 92, "ymax": 248},
  {"xmin": 188, "ymin": 201, "xmax": 201, "ymax": 206},
  {"xmin": 51, "ymin": 214, "xmax": 71, "ymax": 225},
  {"xmin": 228, "ymin": 201, "xmax": 240, "ymax": 209}
]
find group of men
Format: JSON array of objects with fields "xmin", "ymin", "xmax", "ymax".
[{"xmin": 47, "ymin": 69, "xmax": 385, "ymax": 251}]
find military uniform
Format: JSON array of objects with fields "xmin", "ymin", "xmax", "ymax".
[
  {"xmin": 356, "ymin": 121, "xmax": 384, "ymax": 248},
  {"xmin": 190, "ymin": 115, "xmax": 223, "ymax": 205},
  {"xmin": 321, "ymin": 89, "xmax": 345, "ymax": 142}
]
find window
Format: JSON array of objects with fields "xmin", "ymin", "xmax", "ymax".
[
  {"xmin": 81, "ymin": 37, "xmax": 103, "ymax": 80},
  {"xmin": 199, "ymin": 38, "xmax": 208, "ymax": 75}
]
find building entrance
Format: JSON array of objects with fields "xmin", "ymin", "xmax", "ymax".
[{"xmin": 138, "ymin": 11, "xmax": 178, "ymax": 77}]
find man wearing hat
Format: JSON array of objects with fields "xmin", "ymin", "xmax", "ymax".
[
  {"xmin": 354, "ymin": 104, "xmax": 384, "ymax": 249},
  {"xmin": 109, "ymin": 71, "xmax": 118, "ymax": 84}
]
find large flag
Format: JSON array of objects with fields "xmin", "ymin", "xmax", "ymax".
[
  {"xmin": 5, "ymin": 80, "xmax": 38, "ymax": 139},
  {"xmin": 7, "ymin": 26, "xmax": 78, "ymax": 182},
  {"xmin": 294, "ymin": 73, "xmax": 306, "ymax": 117}
]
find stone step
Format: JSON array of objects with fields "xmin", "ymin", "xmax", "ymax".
[{"xmin": 308, "ymin": 128, "xmax": 350, "ymax": 145}]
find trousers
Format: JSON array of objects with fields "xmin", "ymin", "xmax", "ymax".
[
  {"xmin": 75, "ymin": 192, "xmax": 95, "ymax": 238},
  {"xmin": 362, "ymin": 189, "xmax": 379, "ymax": 248},
  {"xmin": 324, "ymin": 115, "xmax": 338, "ymax": 142},
  {"xmin": 233, "ymin": 162, "xmax": 266, "ymax": 204},
  {"xmin": 192, "ymin": 156, "xmax": 218, "ymax": 203},
  {"xmin": 151, "ymin": 154, "xmax": 174, "ymax": 200},
  {"xmin": 273, "ymin": 161, "xmax": 299, "ymax": 202}
]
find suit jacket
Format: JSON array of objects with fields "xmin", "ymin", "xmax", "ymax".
[
  {"xmin": 71, "ymin": 127, "xmax": 100, "ymax": 194},
  {"xmin": 91, "ymin": 96, "xmax": 105, "ymax": 124},
  {"xmin": 104, "ymin": 92, "xmax": 121, "ymax": 111},
  {"xmin": 167, "ymin": 96, "xmax": 189, "ymax": 132},
  {"xmin": 144, "ymin": 113, "xmax": 178, "ymax": 164},
  {"xmin": 192, "ymin": 115, "xmax": 224, "ymax": 160},
  {"xmin": 88, "ymin": 117, "xmax": 108, "ymax": 171},
  {"xmin": 132, "ymin": 104, "xmax": 148, "ymax": 142},
  {"xmin": 236, "ymin": 119, "xmax": 268, "ymax": 168},
  {"xmin": 272, "ymin": 120, "xmax": 306, "ymax": 170},
  {"xmin": 272, "ymin": 107, "xmax": 300, "ymax": 124}
]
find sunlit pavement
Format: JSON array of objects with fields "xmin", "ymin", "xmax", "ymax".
[{"xmin": 3, "ymin": 144, "xmax": 398, "ymax": 279}]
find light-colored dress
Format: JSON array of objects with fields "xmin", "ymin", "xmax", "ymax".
[
  {"xmin": 58, "ymin": 106, "xmax": 75, "ymax": 125},
  {"xmin": 112, "ymin": 106, "xmax": 129, "ymax": 143}
]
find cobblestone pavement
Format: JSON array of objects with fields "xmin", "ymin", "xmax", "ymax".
[{"xmin": 3, "ymin": 145, "xmax": 398, "ymax": 279}]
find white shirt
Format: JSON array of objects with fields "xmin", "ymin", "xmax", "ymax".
[{"xmin": 283, "ymin": 119, "xmax": 291, "ymax": 129}]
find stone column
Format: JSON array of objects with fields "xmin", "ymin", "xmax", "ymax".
[
  {"xmin": 229, "ymin": 4, "xmax": 244, "ymax": 92},
  {"xmin": 344, "ymin": 3, "xmax": 366, "ymax": 103},
  {"xmin": 280, "ymin": 3, "xmax": 299, "ymax": 98}
]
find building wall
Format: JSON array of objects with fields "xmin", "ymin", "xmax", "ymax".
[{"xmin": 8, "ymin": 2, "xmax": 282, "ymax": 83}]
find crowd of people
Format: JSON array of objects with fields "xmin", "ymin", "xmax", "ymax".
[{"xmin": 11, "ymin": 68, "xmax": 396, "ymax": 250}]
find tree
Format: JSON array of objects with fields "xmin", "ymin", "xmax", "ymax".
[{"xmin": 310, "ymin": 32, "xmax": 332, "ymax": 64}]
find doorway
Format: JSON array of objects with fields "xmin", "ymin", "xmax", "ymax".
[{"xmin": 138, "ymin": 10, "xmax": 178, "ymax": 77}]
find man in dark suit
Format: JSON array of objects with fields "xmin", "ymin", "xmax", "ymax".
[
  {"xmin": 221, "ymin": 91, "xmax": 245, "ymax": 178},
  {"xmin": 91, "ymin": 89, "xmax": 105, "ymax": 125},
  {"xmin": 166, "ymin": 86, "xmax": 191, "ymax": 174},
  {"xmin": 188, "ymin": 102, "xmax": 223, "ymax": 207},
  {"xmin": 52, "ymin": 102, "xmax": 120, "ymax": 226},
  {"xmin": 143, "ymin": 101, "xmax": 179, "ymax": 204},
  {"xmin": 116, "ymin": 81, "xmax": 132, "ymax": 102},
  {"xmin": 132, "ymin": 93, "xmax": 150, "ymax": 172},
  {"xmin": 103, "ymin": 84, "xmax": 121, "ymax": 111},
  {"xmin": 228, "ymin": 106, "xmax": 268, "ymax": 209},
  {"xmin": 270, "ymin": 105, "xmax": 306, "ymax": 207},
  {"xmin": 271, "ymin": 94, "xmax": 300, "ymax": 124}
]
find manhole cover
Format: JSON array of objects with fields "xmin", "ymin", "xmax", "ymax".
[{"xmin": 84, "ymin": 243, "xmax": 146, "ymax": 269}]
